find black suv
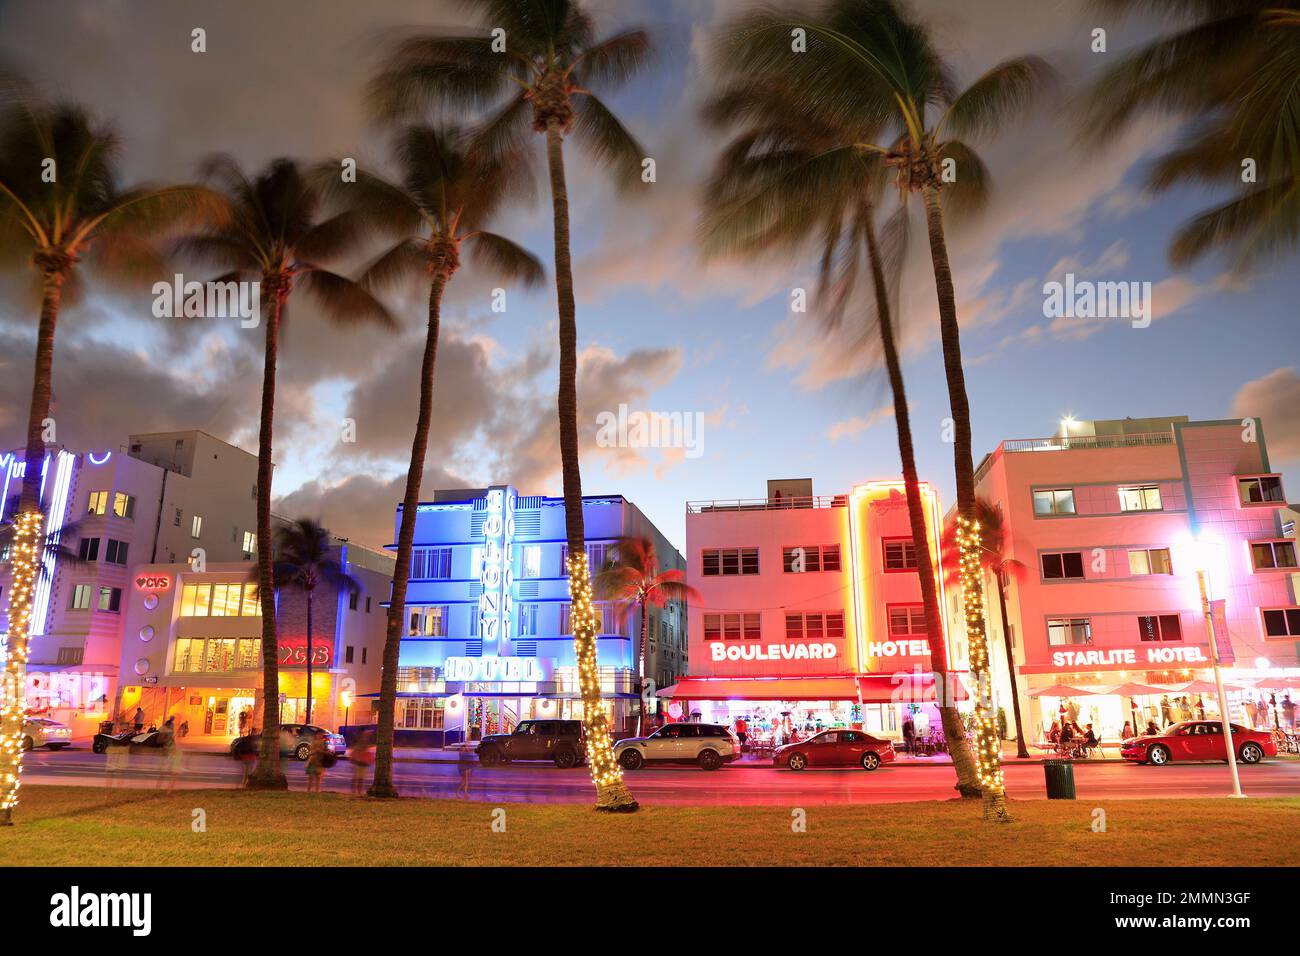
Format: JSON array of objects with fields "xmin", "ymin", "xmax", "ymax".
[{"xmin": 477, "ymin": 720, "xmax": 585, "ymax": 768}]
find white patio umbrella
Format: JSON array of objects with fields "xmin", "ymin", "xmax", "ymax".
[
  {"xmin": 1177, "ymin": 679, "xmax": 1246, "ymax": 694},
  {"xmin": 1252, "ymin": 676, "xmax": 1300, "ymax": 689},
  {"xmin": 1106, "ymin": 682, "xmax": 1170, "ymax": 697}
]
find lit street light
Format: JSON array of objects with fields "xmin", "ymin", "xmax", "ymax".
[{"xmin": 1189, "ymin": 534, "xmax": 1244, "ymax": 798}]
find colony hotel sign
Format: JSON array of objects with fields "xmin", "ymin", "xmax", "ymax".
[
  {"xmin": 1051, "ymin": 646, "xmax": 1209, "ymax": 668},
  {"xmin": 446, "ymin": 656, "xmax": 544, "ymax": 682},
  {"xmin": 479, "ymin": 487, "xmax": 516, "ymax": 651}
]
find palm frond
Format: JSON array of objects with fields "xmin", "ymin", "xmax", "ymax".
[
  {"xmin": 296, "ymin": 268, "xmax": 397, "ymax": 330},
  {"xmin": 939, "ymin": 56, "xmax": 1057, "ymax": 141},
  {"xmin": 468, "ymin": 230, "xmax": 545, "ymax": 285},
  {"xmin": 571, "ymin": 93, "xmax": 645, "ymax": 189}
]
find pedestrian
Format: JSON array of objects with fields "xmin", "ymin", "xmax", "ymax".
[
  {"xmin": 234, "ymin": 731, "xmax": 257, "ymax": 788},
  {"xmin": 1159, "ymin": 695, "xmax": 1172, "ymax": 727},
  {"xmin": 348, "ymin": 730, "xmax": 375, "ymax": 797},
  {"xmin": 133, "ymin": 706, "xmax": 145, "ymax": 733},
  {"xmin": 158, "ymin": 718, "xmax": 181, "ymax": 791},
  {"xmin": 305, "ymin": 732, "xmax": 328, "ymax": 794},
  {"xmin": 1283, "ymin": 693, "xmax": 1295, "ymax": 730},
  {"xmin": 1195, "ymin": 696, "xmax": 1206, "ymax": 720},
  {"xmin": 1121, "ymin": 721, "xmax": 1133, "ymax": 740},
  {"xmin": 237, "ymin": 709, "xmax": 248, "ymax": 738},
  {"xmin": 734, "ymin": 716, "xmax": 748, "ymax": 749},
  {"xmin": 1066, "ymin": 698, "xmax": 1080, "ymax": 726},
  {"xmin": 902, "ymin": 715, "xmax": 916, "ymax": 754},
  {"xmin": 456, "ymin": 747, "xmax": 474, "ymax": 799}
]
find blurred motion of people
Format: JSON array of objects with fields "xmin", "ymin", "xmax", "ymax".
[
  {"xmin": 348, "ymin": 730, "xmax": 375, "ymax": 797},
  {"xmin": 456, "ymin": 748, "xmax": 475, "ymax": 799},
  {"xmin": 305, "ymin": 732, "xmax": 328, "ymax": 794}
]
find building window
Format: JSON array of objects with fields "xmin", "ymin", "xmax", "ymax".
[
  {"xmin": 705, "ymin": 612, "xmax": 761, "ymax": 641},
  {"xmin": 348, "ymin": 590, "xmax": 358, "ymax": 611},
  {"xmin": 1118, "ymin": 485, "xmax": 1162, "ymax": 512},
  {"xmin": 785, "ymin": 611, "xmax": 844, "ymax": 641},
  {"xmin": 1128, "ymin": 548, "xmax": 1172, "ymax": 575},
  {"xmin": 179, "ymin": 582, "xmax": 260, "ymax": 617},
  {"xmin": 97, "ymin": 586, "xmax": 122, "ymax": 613},
  {"xmin": 1251, "ymin": 540, "xmax": 1298, "ymax": 571},
  {"xmin": 702, "ymin": 547, "xmax": 759, "ymax": 576},
  {"xmin": 191, "ymin": 514, "xmax": 203, "ymax": 538},
  {"xmin": 87, "ymin": 491, "xmax": 109, "ymax": 515},
  {"xmin": 70, "ymin": 584, "xmax": 93, "ymax": 610},
  {"xmin": 587, "ymin": 542, "xmax": 615, "ymax": 570},
  {"xmin": 407, "ymin": 605, "xmax": 447, "ymax": 637},
  {"xmin": 105, "ymin": 539, "xmax": 129, "ymax": 565},
  {"xmin": 1047, "ymin": 618, "xmax": 1091, "ymax": 646},
  {"xmin": 362, "ymin": 648, "xmax": 367, "ymax": 664},
  {"xmin": 887, "ymin": 605, "xmax": 927, "ymax": 636},
  {"xmin": 78, "ymin": 537, "xmax": 100, "ymax": 562},
  {"xmin": 1138, "ymin": 614, "xmax": 1182, "ymax": 642},
  {"xmin": 411, "ymin": 547, "xmax": 452, "ymax": 580},
  {"xmin": 56, "ymin": 647, "xmax": 84, "ymax": 666},
  {"xmin": 366, "ymin": 596, "xmax": 371, "ymax": 613},
  {"xmin": 242, "ymin": 531, "xmax": 256, "ymax": 558},
  {"xmin": 521, "ymin": 546, "xmax": 542, "ymax": 579},
  {"xmin": 782, "ymin": 544, "xmax": 841, "ymax": 573},
  {"xmin": 882, "ymin": 539, "xmax": 918, "ymax": 571},
  {"xmin": 174, "ymin": 508, "xmax": 182, "ymax": 527},
  {"xmin": 345, "ymin": 645, "xmax": 355, "ymax": 664},
  {"xmin": 1040, "ymin": 551, "xmax": 1085, "ymax": 580},
  {"xmin": 173, "ymin": 637, "xmax": 261, "ymax": 674},
  {"xmin": 1262, "ymin": 608, "xmax": 1300, "ymax": 638},
  {"xmin": 113, "ymin": 492, "xmax": 135, "ymax": 519},
  {"xmin": 518, "ymin": 603, "xmax": 539, "ymax": 636},
  {"xmin": 396, "ymin": 697, "xmax": 444, "ymax": 730},
  {"xmin": 1238, "ymin": 475, "xmax": 1284, "ymax": 505},
  {"xmin": 1032, "ymin": 488, "xmax": 1076, "ymax": 516}
]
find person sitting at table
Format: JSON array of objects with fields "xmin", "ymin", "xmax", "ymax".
[
  {"xmin": 1059, "ymin": 721, "xmax": 1074, "ymax": 743},
  {"xmin": 1047, "ymin": 720, "xmax": 1061, "ymax": 743},
  {"xmin": 1083, "ymin": 724, "xmax": 1098, "ymax": 749},
  {"xmin": 1121, "ymin": 721, "xmax": 1133, "ymax": 740},
  {"xmin": 1144, "ymin": 720, "xmax": 1160, "ymax": 736}
]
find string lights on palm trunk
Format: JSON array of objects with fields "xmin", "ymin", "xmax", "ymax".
[{"xmin": 1, "ymin": 509, "xmax": 43, "ymax": 822}]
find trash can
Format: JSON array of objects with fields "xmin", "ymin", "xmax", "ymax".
[{"xmin": 1043, "ymin": 758, "xmax": 1076, "ymax": 799}]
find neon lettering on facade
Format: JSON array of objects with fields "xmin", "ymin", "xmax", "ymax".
[
  {"xmin": 446, "ymin": 656, "xmax": 543, "ymax": 682},
  {"xmin": 1049, "ymin": 646, "xmax": 1210, "ymax": 668},
  {"xmin": 709, "ymin": 642, "xmax": 838, "ymax": 662},
  {"xmin": 30, "ymin": 451, "xmax": 74, "ymax": 637},
  {"xmin": 478, "ymin": 487, "xmax": 515, "ymax": 652}
]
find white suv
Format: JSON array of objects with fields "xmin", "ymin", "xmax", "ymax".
[{"xmin": 615, "ymin": 722, "xmax": 741, "ymax": 770}]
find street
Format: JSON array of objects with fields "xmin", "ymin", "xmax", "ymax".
[{"xmin": 19, "ymin": 747, "xmax": 1300, "ymax": 805}]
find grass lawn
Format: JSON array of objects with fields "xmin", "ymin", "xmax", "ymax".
[{"xmin": 2, "ymin": 786, "xmax": 1296, "ymax": 866}]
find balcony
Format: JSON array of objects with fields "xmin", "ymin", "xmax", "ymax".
[{"xmin": 975, "ymin": 431, "xmax": 1175, "ymax": 483}]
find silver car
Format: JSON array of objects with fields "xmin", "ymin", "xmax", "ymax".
[
  {"xmin": 23, "ymin": 717, "xmax": 73, "ymax": 750},
  {"xmin": 615, "ymin": 722, "xmax": 741, "ymax": 770}
]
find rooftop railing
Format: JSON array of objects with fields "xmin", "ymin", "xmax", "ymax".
[
  {"xmin": 975, "ymin": 431, "xmax": 1176, "ymax": 482},
  {"xmin": 686, "ymin": 494, "xmax": 848, "ymax": 514}
]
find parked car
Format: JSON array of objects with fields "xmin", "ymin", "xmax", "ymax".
[
  {"xmin": 615, "ymin": 722, "xmax": 741, "ymax": 770},
  {"xmin": 775, "ymin": 729, "xmax": 895, "ymax": 771},
  {"xmin": 1120, "ymin": 720, "xmax": 1275, "ymax": 766},
  {"xmin": 477, "ymin": 720, "xmax": 586, "ymax": 768},
  {"xmin": 22, "ymin": 717, "xmax": 72, "ymax": 751},
  {"xmin": 230, "ymin": 724, "xmax": 347, "ymax": 762},
  {"xmin": 92, "ymin": 728, "xmax": 171, "ymax": 754}
]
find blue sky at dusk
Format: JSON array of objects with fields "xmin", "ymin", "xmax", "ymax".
[{"xmin": 1, "ymin": 0, "xmax": 1297, "ymax": 555}]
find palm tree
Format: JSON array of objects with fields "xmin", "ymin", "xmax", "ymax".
[
  {"xmin": 272, "ymin": 518, "xmax": 358, "ymax": 726},
  {"xmin": 698, "ymin": 78, "xmax": 982, "ymax": 796},
  {"xmin": 1082, "ymin": 1, "xmax": 1300, "ymax": 270},
  {"xmin": 941, "ymin": 498, "xmax": 1028, "ymax": 759},
  {"xmin": 593, "ymin": 536, "xmax": 699, "ymax": 736},
  {"xmin": 173, "ymin": 157, "xmax": 393, "ymax": 790},
  {"xmin": 320, "ymin": 124, "xmax": 543, "ymax": 798},
  {"xmin": 369, "ymin": 0, "xmax": 651, "ymax": 812},
  {"xmin": 715, "ymin": 0, "xmax": 1053, "ymax": 821},
  {"xmin": 0, "ymin": 84, "xmax": 224, "ymax": 825}
]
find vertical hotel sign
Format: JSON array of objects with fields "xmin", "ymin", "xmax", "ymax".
[{"xmin": 479, "ymin": 487, "xmax": 516, "ymax": 654}]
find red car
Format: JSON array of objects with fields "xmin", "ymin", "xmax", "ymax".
[
  {"xmin": 1120, "ymin": 720, "xmax": 1275, "ymax": 766},
  {"xmin": 774, "ymin": 729, "xmax": 895, "ymax": 771}
]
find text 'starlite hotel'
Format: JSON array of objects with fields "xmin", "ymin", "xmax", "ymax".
[{"xmin": 381, "ymin": 485, "xmax": 685, "ymax": 743}]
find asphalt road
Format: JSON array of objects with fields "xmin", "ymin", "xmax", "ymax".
[{"xmin": 19, "ymin": 747, "xmax": 1300, "ymax": 805}]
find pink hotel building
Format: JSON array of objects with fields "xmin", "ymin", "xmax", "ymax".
[{"xmin": 668, "ymin": 416, "xmax": 1298, "ymax": 744}]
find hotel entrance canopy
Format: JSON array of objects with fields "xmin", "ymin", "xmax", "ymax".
[{"xmin": 659, "ymin": 674, "xmax": 969, "ymax": 703}]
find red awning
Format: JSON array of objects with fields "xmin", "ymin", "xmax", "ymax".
[
  {"xmin": 659, "ymin": 674, "xmax": 970, "ymax": 703},
  {"xmin": 658, "ymin": 677, "xmax": 859, "ymax": 701}
]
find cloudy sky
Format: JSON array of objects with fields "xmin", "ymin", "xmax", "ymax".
[{"xmin": 1, "ymin": 0, "xmax": 1296, "ymax": 554}]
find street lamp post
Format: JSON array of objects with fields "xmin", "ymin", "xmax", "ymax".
[{"xmin": 1193, "ymin": 551, "xmax": 1244, "ymax": 798}]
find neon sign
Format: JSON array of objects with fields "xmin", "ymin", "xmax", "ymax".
[
  {"xmin": 709, "ymin": 642, "xmax": 838, "ymax": 662},
  {"xmin": 446, "ymin": 656, "xmax": 543, "ymax": 682},
  {"xmin": 134, "ymin": 574, "xmax": 173, "ymax": 591},
  {"xmin": 478, "ymin": 487, "xmax": 515, "ymax": 651},
  {"xmin": 278, "ymin": 639, "xmax": 332, "ymax": 667},
  {"xmin": 1050, "ymin": 646, "xmax": 1209, "ymax": 668}
]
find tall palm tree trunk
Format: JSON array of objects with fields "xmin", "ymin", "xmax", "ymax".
[
  {"xmin": 0, "ymin": 268, "xmax": 64, "ymax": 825},
  {"xmin": 250, "ymin": 282, "xmax": 288, "ymax": 790},
  {"xmin": 922, "ymin": 185, "xmax": 1008, "ymax": 821},
  {"xmin": 305, "ymin": 587, "xmax": 314, "ymax": 725},
  {"xmin": 637, "ymin": 598, "xmax": 647, "ymax": 737},
  {"xmin": 862, "ymin": 209, "xmax": 981, "ymax": 797},
  {"xmin": 371, "ymin": 268, "xmax": 449, "ymax": 798},
  {"xmin": 993, "ymin": 570, "xmax": 1028, "ymax": 758},
  {"xmin": 545, "ymin": 121, "xmax": 637, "ymax": 812}
]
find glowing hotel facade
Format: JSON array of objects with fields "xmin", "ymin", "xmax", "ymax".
[{"xmin": 380, "ymin": 486, "xmax": 685, "ymax": 744}]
